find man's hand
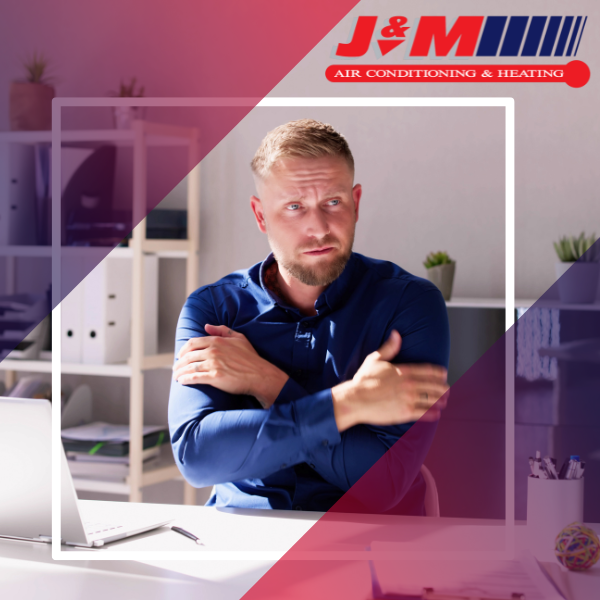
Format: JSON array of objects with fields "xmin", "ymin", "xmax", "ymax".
[
  {"xmin": 173, "ymin": 324, "xmax": 289, "ymax": 408},
  {"xmin": 331, "ymin": 330, "xmax": 449, "ymax": 432}
]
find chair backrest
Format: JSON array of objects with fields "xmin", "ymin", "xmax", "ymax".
[{"xmin": 420, "ymin": 464, "xmax": 440, "ymax": 517}]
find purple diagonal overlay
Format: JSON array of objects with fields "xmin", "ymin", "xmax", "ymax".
[{"xmin": 0, "ymin": 0, "xmax": 362, "ymax": 362}]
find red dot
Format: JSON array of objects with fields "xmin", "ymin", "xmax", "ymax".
[{"xmin": 565, "ymin": 60, "xmax": 590, "ymax": 88}]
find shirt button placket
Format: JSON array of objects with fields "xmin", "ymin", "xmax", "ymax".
[{"xmin": 293, "ymin": 321, "xmax": 311, "ymax": 384}]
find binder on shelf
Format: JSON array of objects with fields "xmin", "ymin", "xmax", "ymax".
[
  {"xmin": 61, "ymin": 255, "xmax": 95, "ymax": 363},
  {"xmin": 62, "ymin": 278, "xmax": 84, "ymax": 363},
  {"xmin": 0, "ymin": 142, "xmax": 37, "ymax": 246},
  {"xmin": 82, "ymin": 256, "xmax": 131, "ymax": 364},
  {"xmin": 61, "ymin": 254, "xmax": 158, "ymax": 365}
]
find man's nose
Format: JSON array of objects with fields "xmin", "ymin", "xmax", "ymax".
[{"xmin": 305, "ymin": 207, "xmax": 330, "ymax": 238}]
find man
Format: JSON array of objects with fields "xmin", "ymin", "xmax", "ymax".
[{"xmin": 168, "ymin": 119, "xmax": 450, "ymax": 513}]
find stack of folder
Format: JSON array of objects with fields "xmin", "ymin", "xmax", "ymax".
[{"xmin": 62, "ymin": 422, "xmax": 169, "ymax": 480}]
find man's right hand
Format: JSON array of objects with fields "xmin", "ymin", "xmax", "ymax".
[{"xmin": 331, "ymin": 330, "xmax": 449, "ymax": 432}]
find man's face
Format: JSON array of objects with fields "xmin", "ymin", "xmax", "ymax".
[{"xmin": 250, "ymin": 155, "xmax": 362, "ymax": 287}]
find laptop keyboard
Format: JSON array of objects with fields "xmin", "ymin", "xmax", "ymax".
[{"xmin": 84, "ymin": 521, "xmax": 125, "ymax": 536}]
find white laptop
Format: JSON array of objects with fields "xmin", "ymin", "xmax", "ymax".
[{"xmin": 0, "ymin": 397, "xmax": 174, "ymax": 547}]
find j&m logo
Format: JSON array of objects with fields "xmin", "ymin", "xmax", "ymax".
[
  {"xmin": 326, "ymin": 15, "xmax": 590, "ymax": 87},
  {"xmin": 333, "ymin": 16, "xmax": 587, "ymax": 59}
]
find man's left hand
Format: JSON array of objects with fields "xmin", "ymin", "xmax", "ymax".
[{"xmin": 173, "ymin": 324, "xmax": 289, "ymax": 408}]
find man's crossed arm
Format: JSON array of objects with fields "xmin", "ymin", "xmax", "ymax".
[{"xmin": 173, "ymin": 324, "xmax": 449, "ymax": 432}]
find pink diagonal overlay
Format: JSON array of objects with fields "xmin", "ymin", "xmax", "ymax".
[{"xmin": 241, "ymin": 242, "xmax": 600, "ymax": 598}]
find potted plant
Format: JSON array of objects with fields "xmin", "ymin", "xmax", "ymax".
[
  {"xmin": 553, "ymin": 232, "xmax": 599, "ymax": 304},
  {"xmin": 424, "ymin": 251, "xmax": 456, "ymax": 301},
  {"xmin": 9, "ymin": 51, "xmax": 55, "ymax": 131},
  {"xmin": 110, "ymin": 77, "xmax": 145, "ymax": 129}
]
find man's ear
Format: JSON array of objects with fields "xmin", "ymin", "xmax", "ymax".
[
  {"xmin": 352, "ymin": 183, "xmax": 362, "ymax": 222},
  {"xmin": 250, "ymin": 195, "xmax": 267, "ymax": 233}
]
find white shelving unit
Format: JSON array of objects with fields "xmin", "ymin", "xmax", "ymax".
[{"xmin": 0, "ymin": 121, "xmax": 200, "ymax": 504}]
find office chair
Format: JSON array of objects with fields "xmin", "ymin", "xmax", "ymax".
[
  {"xmin": 420, "ymin": 464, "xmax": 440, "ymax": 517},
  {"xmin": 207, "ymin": 466, "xmax": 441, "ymax": 516}
]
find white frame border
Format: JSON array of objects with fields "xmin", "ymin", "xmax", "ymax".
[{"xmin": 51, "ymin": 96, "xmax": 515, "ymax": 561}]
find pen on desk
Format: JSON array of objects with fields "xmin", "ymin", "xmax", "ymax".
[{"xmin": 172, "ymin": 526, "xmax": 204, "ymax": 545}]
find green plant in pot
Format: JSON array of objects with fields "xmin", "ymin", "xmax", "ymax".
[
  {"xmin": 424, "ymin": 251, "xmax": 455, "ymax": 301},
  {"xmin": 109, "ymin": 77, "xmax": 145, "ymax": 129},
  {"xmin": 553, "ymin": 232, "xmax": 599, "ymax": 304},
  {"xmin": 9, "ymin": 51, "xmax": 55, "ymax": 131}
]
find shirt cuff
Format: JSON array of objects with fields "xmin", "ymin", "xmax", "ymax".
[
  {"xmin": 275, "ymin": 376, "xmax": 310, "ymax": 404},
  {"xmin": 294, "ymin": 389, "xmax": 342, "ymax": 451}
]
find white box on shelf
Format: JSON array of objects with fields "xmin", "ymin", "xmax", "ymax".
[{"xmin": 81, "ymin": 254, "xmax": 158, "ymax": 365}]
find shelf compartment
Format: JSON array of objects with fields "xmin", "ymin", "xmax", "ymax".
[
  {"xmin": 132, "ymin": 238, "xmax": 192, "ymax": 257},
  {"xmin": 70, "ymin": 447, "xmax": 181, "ymax": 495}
]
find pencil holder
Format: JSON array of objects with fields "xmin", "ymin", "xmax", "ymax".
[{"xmin": 526, "ymin": 476, "xmax": 584, "ymax": 559}]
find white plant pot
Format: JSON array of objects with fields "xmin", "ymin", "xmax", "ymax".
[
  {"xmin": 112, "ymin": 106, "xmax": 146, "ymax": 129},
  {"xmin": 426, "ymin": 263, "xmax": 455, "ymax": 301},
  {"xmin": 555, "ymin": 261, "xmax": 600, "ymax": 304}
]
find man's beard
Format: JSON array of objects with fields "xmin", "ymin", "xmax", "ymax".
[{"xmin": 268, "ymin": 231, "xmax": 354, "ymax": 287}]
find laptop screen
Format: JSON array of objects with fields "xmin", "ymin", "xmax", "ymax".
[{"xmin": 0, "ymin": 397, "xmax": 52, "ymax": 540}]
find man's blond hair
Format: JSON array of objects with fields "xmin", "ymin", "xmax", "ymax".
[{"xmin": 251, "ymin": 119, "xmax": 354, "ymax": 179}]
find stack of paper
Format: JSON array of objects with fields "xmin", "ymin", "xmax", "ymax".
[
  {"xmin": 62, "ymin": 422, "xmax": 169, "ymax": 481},
  {"xmin": 61, "ymin": 421, "xmax": 169, "ymax": 457}
]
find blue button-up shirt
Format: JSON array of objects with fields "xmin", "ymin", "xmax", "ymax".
[{"xmin": 168, "ymin": 252, "xmax": 450, "ymax": 512}]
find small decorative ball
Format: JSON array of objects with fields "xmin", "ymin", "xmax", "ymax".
[{"xmin": 555, "ymin": 522, "xmax": 600, "ymax": 571}]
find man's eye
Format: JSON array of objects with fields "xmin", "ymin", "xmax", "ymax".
[
  {"xmin": 327, "ymin": 199, "xmax": 340, "ymax": 206},
  {"xmin": 286, "ymin": 204, "xmax": 301, "ymax": 211}
]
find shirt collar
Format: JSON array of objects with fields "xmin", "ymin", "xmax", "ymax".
[
  {"xmin": 258, "ymin": 252, "xmax": 362, "ymax": 316},
  {"xmin": 258, "ymin": 253, "xmax": 280, "ymax": 305}
]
